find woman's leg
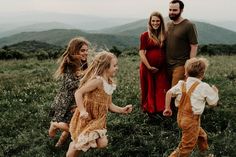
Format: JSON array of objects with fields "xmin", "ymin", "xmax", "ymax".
[
  {"xmin": 53, "ymin": 122, "xmax": 69, "ymax": 131},
  {"xmin": 49, "ymin": 121, "xmax": 69, "ymax": 137},
  {"xmin": 55, "ymin": 131, "xmax": 69, "ymax": 147}
]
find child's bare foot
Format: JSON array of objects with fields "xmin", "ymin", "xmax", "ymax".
[{"xmin": 49, "ymin": 122, "xmax": 57, "ymax": 138}]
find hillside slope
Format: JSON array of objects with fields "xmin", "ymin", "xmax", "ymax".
[
  {"xmin": 0, "ymin": 29, "xmax": 138, "ymax": 49},
  {"xmin": 0, "ymin": 19, "xmax": 236, "ymax": 48}
]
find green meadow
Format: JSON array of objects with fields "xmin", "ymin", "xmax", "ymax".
[{"xmin": 0, "ymin": 55, "xmax": 235, "ymax": 157}]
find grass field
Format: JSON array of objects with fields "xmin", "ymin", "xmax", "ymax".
[{"xmin": 0, "ymin": 55, "xmax": 235, "ymax": 157}]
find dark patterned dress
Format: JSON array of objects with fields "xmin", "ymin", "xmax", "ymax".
[{"xmin": 50, "ymin": 67, "xmax": 81, "ymax": 123}]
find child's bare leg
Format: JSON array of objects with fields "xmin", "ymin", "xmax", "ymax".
[
  {"xmin": 55, "ymin": 131, "xmax": 69, "ymax": 147},
  {"xmin": 97, "ymin": 136, "xmax": 108, "ymax": 148},
  {"xmin": 66, "ymin": 142, "xmax": 80, "ymax": 157},
  {"xmin": 49, "ymin": 122, "xmax": 69, "ymax": 137}
]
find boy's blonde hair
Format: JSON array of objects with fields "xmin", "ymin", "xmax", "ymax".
[
  {"xmin": 185, "ymin": 57, "xmax": 209, "ymax": 78},
  {"xmin": 80, "ymin": 51, "xmax": 116, "ymax": 87}
]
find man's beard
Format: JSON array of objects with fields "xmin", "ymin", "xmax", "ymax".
[{"xmin": 169, "ymin": 12, "xmax": 181, "ymax": 21}]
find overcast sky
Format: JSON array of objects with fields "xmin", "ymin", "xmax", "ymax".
[{"xmin": 1, "ymin": 0, "xmax": 235, "ymax": 21}]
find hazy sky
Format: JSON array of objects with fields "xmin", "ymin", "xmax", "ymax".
[{"xmin": 1, "ymin": 0, "xmax": 236, "ymax": 21}]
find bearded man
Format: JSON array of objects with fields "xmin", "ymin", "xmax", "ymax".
[{"xmin": 166, "ymin": 0, "xmax": 198, "ymax": 87}]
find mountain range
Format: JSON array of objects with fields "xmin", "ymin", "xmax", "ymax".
[
  {"xmin": 0, "ymin": 12, "xmax": 137, "ymax": 37},
  {"xmin": 0, "ymin": 18, "xmax": 236, "ymax": 49}
]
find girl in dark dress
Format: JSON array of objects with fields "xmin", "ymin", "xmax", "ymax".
[
  {"xmin": 139, "ymin": 11, "xmax": 170, "ymax": 118},
  {"xmin": 49, "ymin": 37, "xmax": 90, "ymax": 147}
]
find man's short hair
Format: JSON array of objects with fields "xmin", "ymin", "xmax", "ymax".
[{"xmin": 170, "ymin": 0, "xmax": 184, "ymax": 10}]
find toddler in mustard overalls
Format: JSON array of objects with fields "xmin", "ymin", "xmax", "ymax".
[{"xmin": 163, "ymin": 57, "xmax": 219, "ymax": 157}]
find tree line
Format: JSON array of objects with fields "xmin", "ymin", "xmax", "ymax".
[
  {"xmin": 0, "ymin": 41, "xmax": 236, "ymax": 60},
  {"xmin": 0, "ymin": 40, "xmax": 63, "ymax": 60}
]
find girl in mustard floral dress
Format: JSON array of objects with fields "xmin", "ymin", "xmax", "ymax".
[{"xmin": 66, "ymin": 51, "xmax": 133, "ymax": 157}]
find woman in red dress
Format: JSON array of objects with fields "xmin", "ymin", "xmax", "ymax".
[{"xmin": 139, "ymin": 11, "xmax": 169, "ymax": 117}]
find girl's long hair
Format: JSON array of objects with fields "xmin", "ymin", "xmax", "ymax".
[
  {"xmin": 54, "ymin": 37, "xmax": 90, "ymax": 79},
  {"xmin": 79, "ymin": 51, "xmax": 116, "ymax": 87},
  {"xmin": 148, "ymin": 11, "xmax": 166, "ymax": 47}
]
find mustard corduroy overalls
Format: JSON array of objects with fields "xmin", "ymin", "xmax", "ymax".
[{"xmin": 169, "ymin": 81, "xmax": 208, "ymax": 157}]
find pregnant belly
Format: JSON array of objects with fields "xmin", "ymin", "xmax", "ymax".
[{"xmin": 146, "ymin": 49, "xmax": 165, "ymax": 68}]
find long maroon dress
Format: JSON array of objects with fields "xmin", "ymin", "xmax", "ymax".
[{"xmin": 139, "ymin": 32, "xmax": 169, "ymax": 113}]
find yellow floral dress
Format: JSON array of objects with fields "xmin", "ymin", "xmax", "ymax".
[{"xmin": 69, "ymin": 76, "xmax": 116, "ymax": 152}]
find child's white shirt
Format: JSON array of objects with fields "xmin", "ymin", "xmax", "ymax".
[
  {"xmin": 96, "ymin": 76, "xmax": 116, "ymax": 95},
  {"xmin": 170, "ymin": 77, "xmax": 219, "ymax": 115}
]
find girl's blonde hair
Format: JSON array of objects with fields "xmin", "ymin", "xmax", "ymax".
[
  {"xmin": 148, "ymin": 11, "xmax": 166, "ymax": 47},
  {"xmin": 54, "ymin": 37, "xmax": 90, "ymax": 79},
  {"xmin": 185, "ymin": 57, "xmax": 209, "ymax": 78},
  {"xmin": 80, "ymin": 51, "xmax": 116, "ymax": 87}
]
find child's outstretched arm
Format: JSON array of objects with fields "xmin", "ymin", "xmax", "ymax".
[
  {"xmin": 205, "ymin": 84, "xmax": 219, "ymax": 107},
  {"xmin": 109, "ymin": 102, "xmax": 132, "ymax": 114},
  {"xmin": 212, "ymin": 85, "xmax": 219, "ymax": 93},
  {"xmin": 163, "ymin": 90, "xmax": 173, "ymax": 117},
  {"xmin": 75, "ymin": 78, "xmax": 103, "ymax": 119}
]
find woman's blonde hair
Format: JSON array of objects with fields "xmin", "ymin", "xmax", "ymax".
[
  {"xmin": 79, "ymin": 51, "xmax": 116, "ymax": 87},
  {"xmin": 54, "ymin": 37, "xmax": 90, "ymax": 79},
  {"xmin": 185, "ymin": 57, "xmax": 209, "ymax": 78},
  {"xmin": 148, "ymin": 11, "xmax": 166, "ymax": 47}
]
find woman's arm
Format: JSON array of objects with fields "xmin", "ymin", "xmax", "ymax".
[
  {"xmin": 139, "ymin": 50, "xmax": 151, "ymax": 69},
  {"xmin": 139, "ymin": 50, "xmax": 158, "ymax": 73},
  {"xmin": 64, "ymin": 72, "xmax": 80, "ymax": 91}
]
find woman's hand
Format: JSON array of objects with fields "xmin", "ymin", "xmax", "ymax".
[
  {"xmin": 148, "ymin": 66, "xmax": 159, "ymax": 73},
  {"xmin": 122, "ymin": 104, "xmax": 133, "ymax": 114}
]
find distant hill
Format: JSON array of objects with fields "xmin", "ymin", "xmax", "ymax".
[
  {"xmin": 195, "ymin": 21, "xmax": 236, "ymax": 44},
  {"xmin": 208, "ymin": 20, "xmax": 236, "ymax": 32},
  {"xmin": 97, "ymin": 19, "xmax": 148, "ymax": 34},
  {"xmin": 0, "ymin": 22, "xmax": 75, "ymax": 38},
  {"xmin": 0, "ymin": 29, "xmax": 137, "ymax": 49},
  {"xmin": 98, "ymin": 19, "xmax": 236, "ymax": 45},
  {"xmin": 0, "ymin": 19, "xmax": 236, "ymax": 49}
]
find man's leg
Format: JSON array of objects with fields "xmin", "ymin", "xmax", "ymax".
[{"xmin": 172, "ymin": 66, "xmax": 185, "ymax": 87}]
